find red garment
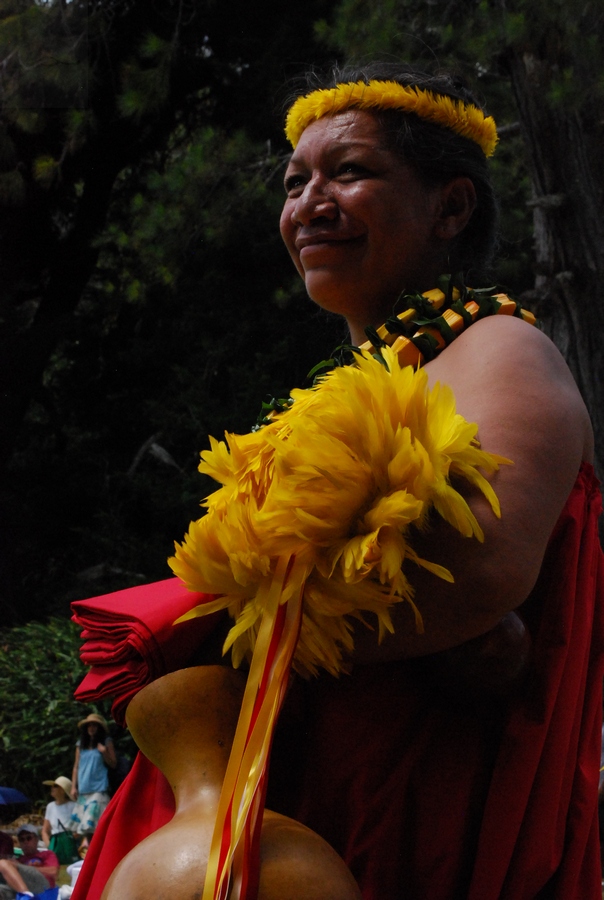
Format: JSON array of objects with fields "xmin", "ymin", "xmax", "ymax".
[
  {"xmin": 21, "ymin": 848, "xmax": 60, "ymax": 887},
  {"xmin": 72, "ymin": 463, "xmax": 604, "ymax": 900}
]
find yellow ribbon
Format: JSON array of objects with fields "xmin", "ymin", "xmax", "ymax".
[{"xmin": 202, "ymin": 554, "xmax": 308, "ymax": 899}]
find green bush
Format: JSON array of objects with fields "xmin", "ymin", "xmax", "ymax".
[{"xmin": 0, "ymin": 616, "xmax": 118, "ymax": 808}]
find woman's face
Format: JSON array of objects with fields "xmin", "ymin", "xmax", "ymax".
[
  {"xmin": 50, "ymin": 784, "xmax": 67, "ymax": 803},
  {"xmin": 280, "ymin": 109, "xmax": 447, "ymax": 342}
]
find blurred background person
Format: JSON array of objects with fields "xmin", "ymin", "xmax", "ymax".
[
  {"xmin": 41, "ymin": 776, "xmax": 77, "ymax": 865},
  {"xmin": 70, "ymin": 714, "xmax": 116, "ymax": 851}
]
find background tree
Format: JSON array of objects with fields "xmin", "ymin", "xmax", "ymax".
[
  {"xmin": 0, "ymin": 0, "xmax": 336, "ymax": 468},
  {"xmin": 1, "ymin": 0, "xmax": 339, "ymax": 624},
  {"xmin": 0, "ymin": 617, "xmax": 102, "ymax": 802}
]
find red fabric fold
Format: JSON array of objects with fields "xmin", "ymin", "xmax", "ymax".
[
  {"xmin": 72, "ymin": 578, "xmax": 221, "ymax": 724},
  {"xmin": 466, "ymin": 463, "xmax": 604, "ymax": 899}
]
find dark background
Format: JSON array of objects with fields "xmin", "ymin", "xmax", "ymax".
[{"xmin": 1, "ymin": 0, "xmax": 602, "ymax": 626}]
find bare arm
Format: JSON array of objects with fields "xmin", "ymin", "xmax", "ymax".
[
  {"xmin": 98, "ymin": 738, "xmax": 117, "ymax": 769},
  {"xmin": 0, "ymin": 859, "xmax": 31, "ymax": 893},
  {"xmin": 41, "ymin": 818, "xmax": 52, "ymax": 846},
  {"xmin": 354, "ymin": 315, "xmax": 593, "ymax": 663}
]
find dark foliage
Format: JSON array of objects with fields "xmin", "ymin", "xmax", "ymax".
[{"xmin": 0, "ymin": 0, "xmax": 338, "ymax": 625}]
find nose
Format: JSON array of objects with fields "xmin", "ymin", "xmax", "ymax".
[{"xmin": 290, "ymin": 176, "xmax": 337, "ymax": 227}]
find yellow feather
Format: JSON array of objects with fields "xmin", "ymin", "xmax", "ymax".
[{"xmin": 169, "ymin": 349, "xmax": 509, "ymax": 678}]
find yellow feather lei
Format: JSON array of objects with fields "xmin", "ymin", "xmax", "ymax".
[
  {"xmin": 284, "ymin": 79, "xmax": 498, "ymax": 157},
  {"xmin": 170, "ymin": 345, "xmax": 508, "ymax": 679}
]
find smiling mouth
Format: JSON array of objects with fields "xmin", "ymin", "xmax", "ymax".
[{"xmin": 298, "ymin": 236, "xmax": 362, "ymax": 260}]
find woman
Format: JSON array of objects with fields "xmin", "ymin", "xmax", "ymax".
[
  {"xmin": 70, "ymin": 713, "xmax": 116, "ymax": 847},
  {"xmin": 71, "ymin": 62, "xmax": 604, "ymax": 899},
  {"xmin": 41, "ymin": 775, "xmax": 76, "ymax": 862}
]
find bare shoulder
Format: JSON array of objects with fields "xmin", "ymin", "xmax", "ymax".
[
  {"xmin": 428, "ymin": 313, "xmax": 575, "ymax": 393},
  {"xmin": 425, "ymin": 314, "xmax": 593, "ymax": 606},
  {"xmin": 426, "ymin": 314, "xmax": 593, "ymax": 466}
]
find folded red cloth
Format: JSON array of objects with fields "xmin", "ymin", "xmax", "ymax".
[{"xmin": 73, "ymin": 578, "xmax": 221, "ymax": 724}]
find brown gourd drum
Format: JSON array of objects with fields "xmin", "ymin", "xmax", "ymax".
[{"xmin": 100, "ymin": 666, "xmax": 361, "ymax": 900}]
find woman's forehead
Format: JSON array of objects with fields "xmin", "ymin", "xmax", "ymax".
[{"xmin": 289, "ymin": 109, "xmax": 389, "ymax": 163}]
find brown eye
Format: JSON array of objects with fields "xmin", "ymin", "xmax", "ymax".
[
  {"xmin": 337, "ymin": 163, "xmax": 368, "ymax": 179},
  {"xmin": 284, "ymin": 174, "xmax": 306, "ymax": 195}
]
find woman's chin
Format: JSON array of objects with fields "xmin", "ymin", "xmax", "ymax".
[
  {"xmin": 304, "ymin": 276, "xmax": 392, "ymax": 332},
  {"xmin": 305, "ymin": 271, "xmax": 358, "ymax": 310}
]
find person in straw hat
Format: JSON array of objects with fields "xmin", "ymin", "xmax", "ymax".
[
  {"xmin": 41, "ymin": 776, "xmax": 76, "ymax": 864},
  {"xmin": 69, "ymin": 713, "xmax": 116, "ymax": 850}
]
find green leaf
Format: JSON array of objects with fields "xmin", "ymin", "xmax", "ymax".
[
  {"xmin": 410, "ymin": 332, "xmax": 439, "ymax": 361},
  {"xmin": 364, "ymin": 325, "xmax": 387, "ymax": 348},
  {"xmin": 33, "ymin": 154, "xmax": 59, "ymax": 186}
]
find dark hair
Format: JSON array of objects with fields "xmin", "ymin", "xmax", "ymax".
[
  {"xmin": 285, "ymin": 61, "xmax": 499, "ymax": 282},
  {"xmin": 79, "ymin": 722, "xmax": 107, "ymax": 750}
]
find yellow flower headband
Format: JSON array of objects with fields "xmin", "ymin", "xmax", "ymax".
[{"xmin": 284, "ymin": 79, "xmax": 498, "ymax": 157}]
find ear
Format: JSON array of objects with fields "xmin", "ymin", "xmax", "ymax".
[{"xmin": 432, "ymin": 177, "xmax": 477, "ymax": 241}]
